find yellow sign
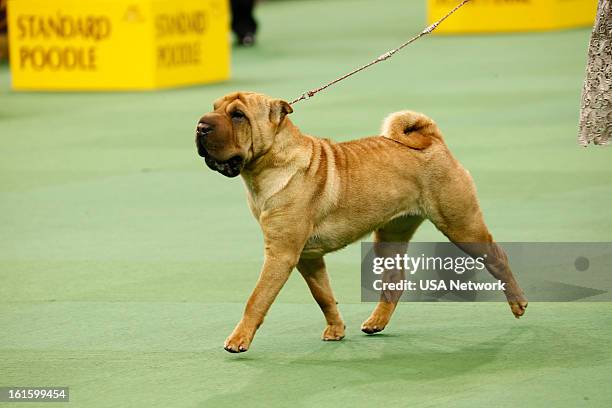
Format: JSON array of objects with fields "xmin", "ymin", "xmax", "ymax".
[
  {"xmin": 428, "ymin": 0, "xmax": 597, "ymax": 34},
  {"xmin": 7, "ymin": 0, "xmax": 230, "ymax": 90}
]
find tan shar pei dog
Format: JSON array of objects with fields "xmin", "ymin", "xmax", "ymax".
[{"xmin": 195, "ymin": 92, "xmax": 527, "ymax": 353}]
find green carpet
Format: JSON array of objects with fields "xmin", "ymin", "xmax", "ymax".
[{"xmin": 1, "ymin": 0, "xmax": 611, "ymax": 407}]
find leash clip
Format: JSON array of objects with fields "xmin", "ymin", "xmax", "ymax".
[
  {"xmin": 377, "ymin": 51, "xmax": 393, "ymax": 62},
  {"xmin": 422, "ymin": 23, "xmax": 438, "ymax": 34}
]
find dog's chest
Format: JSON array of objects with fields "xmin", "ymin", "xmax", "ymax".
[
  {"xmin": 302, "ymin": 217, "xmax": 369, "ymax": 257},
  {"xmin": 241, "ymin": 171, "xmax": 296, "ymax": 219}
]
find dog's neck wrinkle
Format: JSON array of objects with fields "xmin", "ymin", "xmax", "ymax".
[
  {"xmin": 241, "ymin": 121, "xmax": 310, "ymax": 211},
  {"xmin": 246, "ymin": 120, "xmax": 308, "ymax": 174}
]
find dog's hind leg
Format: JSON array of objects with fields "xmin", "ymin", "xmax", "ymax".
[
  {"xmin": 425, "ymin": 174, "xmax": 528, "ymax": 318},
  {"xmin": 297, "ymin": 257, "xmax": 345, "ymax": 341},
  {"xmin": 361, "ymin": 215, "xmax": 423, "ymax": 334}
]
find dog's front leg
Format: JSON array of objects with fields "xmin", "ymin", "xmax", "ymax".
[
  {"xmin": 223, "ymin": 251, "xmax": 297, "ymax": 353},
  {"xmin": 224, "ymin": 214, "xmax": 309, "ymax": 353},
  {"xmin": 297, "ymin": 257, "xmax": 345, "ymax": 341}
]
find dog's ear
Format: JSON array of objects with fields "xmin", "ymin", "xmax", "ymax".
[{"xmin": 269, "ymin": 99, "xmax": 293, "ymax": 126}]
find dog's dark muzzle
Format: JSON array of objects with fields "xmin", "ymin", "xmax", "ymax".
[
  {"xmin": 195, "ymin": 122, "xmax": 243, "ymax": 178},
  {"xmin": 195, "ymin": 122, "xmax": 213, "ymax": 157}
]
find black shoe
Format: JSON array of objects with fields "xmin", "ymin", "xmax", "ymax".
[{"xmin": 236, "ymin": 32, "xmax": 256, "ymax": 47}]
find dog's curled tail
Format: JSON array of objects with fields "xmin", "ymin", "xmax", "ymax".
[{"xmin": 381, "ymin": 110, "xmax": 442, "ymax": 150}]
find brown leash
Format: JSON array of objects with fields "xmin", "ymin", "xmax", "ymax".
[{"xmin": 289, "ymin": 0, "xmax": 472, "ymax": 105}]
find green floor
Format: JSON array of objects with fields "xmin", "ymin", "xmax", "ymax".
[{"xmin": 1, "ymin": 0, "xmax": 611, "ymax": 407}]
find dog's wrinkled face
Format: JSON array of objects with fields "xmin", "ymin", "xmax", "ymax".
[{"xmin": 195, "ymin": 92, "xmax": 293, "ymax": 177}]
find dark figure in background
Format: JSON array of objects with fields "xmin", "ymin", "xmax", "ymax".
[
  {"xmin": 0, "ymin": 0, "xmax": 8, "ymax": 61},
  {"xmin": 231, "ymin": 0, "xmax": 257, "ymax": 46}
]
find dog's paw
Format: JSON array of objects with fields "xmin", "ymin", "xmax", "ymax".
[
  {"xmin": 361, "ymin": 316, "xmax": 388, "ymax": 335},
  {"xmin": 224, "ymin": 332, "xmax": 252, "ymax": 353},
  {"xmin": 322, "ymin": 323, "xmax": 346, "ymax": 341},
  {"xmin": 509, "ymin": 300, "xmax": 528, "ymax": 319}
]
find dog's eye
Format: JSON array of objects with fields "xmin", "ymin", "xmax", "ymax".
[{"xmin": 231, "ymin": 110, "xmax": 245, "ymax": 120}]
